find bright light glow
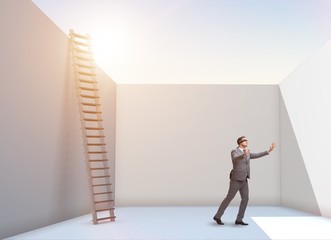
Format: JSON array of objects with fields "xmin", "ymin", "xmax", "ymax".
[
  {"xmin": 32, "ymin": 0, "xmax": 331, "ymax": 84},
  {"xmin": 89, "ymin": 25, "xmax": 132, "ymax": 80}
]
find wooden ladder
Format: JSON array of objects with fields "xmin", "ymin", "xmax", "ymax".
[{"xmin": 69, "ymin": 29, "xmax": 116, "ymax": 224}]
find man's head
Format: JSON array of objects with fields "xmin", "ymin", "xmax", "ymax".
[{"xmin": 237, "ymin": 136, "xmax": 248, "ymax": 148}]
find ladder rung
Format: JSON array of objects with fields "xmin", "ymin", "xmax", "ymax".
[
  {"xmin": 93, "ymin": 183, "xmax": 112, "ymax": 187},
  {"xmin": 93, "ymin": 191, "xmax": 113, "ymax": 195},
  {"xmin": 76, "ymin": 56, "xmax": 93, "ymax": 61},
  {"xmin": 97, "ymin": 216, "xmax": 116, "ymax": 222},
  {"xmin": 90, "ymin": 167, "xmax": 109, "ymax": 170},
  {"xmin": 72, "ymin": 33, "xmax": 90, "ymax": 40},
  {"xmin": 95, "ymin": 200, "xmax": 114, "ymax": 204},
  {"xmin": 73, "ymin": 40, "xmax": 90, "ymax": 47},
  {"xmin": 87, "ymin": 143, "xmax": 106, "ymax": 146},
  {"xmin": 89, "ymin": 159, "xmax": 108, "ymax": 162},
  {"xmin": 83, "ymin": 110, "xmax": 102, "ymax": 114},
  {"xmin": 86, "ymin": 135, "xmax": 105, "ymax": 138},
  {"xmin": 90, "ymin": 167, "xmax": 109, "ymax": 171},
  {"xmin": 80, "ymin": 87, "xmax": 98, "ymax": 91},
  {"xmin": 78, "ymin": 63, "xmax": 94, "ymax": 69},
  {"xmin": 75, "ymin": 48, "xmax": 90, "ymax": 54},
  {"xmin": 78, "ymin": 71, "xmax": 96, "ymax": 76},
  {"xmin": 91, "ymin": 175, "xmax": 111, "ymax": 179},
  {"xmin": 85, "ymin": 127, "xmax": 104, "ymax": 130},
  {"xmin": 96, "ymin": 208, "xmax": 115, "ymax": 213},
  {"xmin": 82, "ymin": 102, "xmax": 100, "ymax": 106},
  {"xmin": 88, "ymin": 151, "xmax": 107, "ymax": 154},
  {"xmin": 79, "ymin": 79, "xmax": 97, "ymax": 84},
  {"xmin": 80, "ymin": 94, "xmax": 99, "ymax": 99},
  {"xmin": 84, "ymin": 118, "xmax": 102, "ymax": 122}
]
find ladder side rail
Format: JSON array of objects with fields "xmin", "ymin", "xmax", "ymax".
[{"xmin": 86, "ymin": 37, "xmax": 115, "ymax": 212}]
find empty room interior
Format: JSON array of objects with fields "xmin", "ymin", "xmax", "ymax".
[{"xmin": 1, "ymin": 0, "xmax": 331, "ymax": 239}]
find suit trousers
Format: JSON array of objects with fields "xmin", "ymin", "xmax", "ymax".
[{"xmin": 214, "ymin": 179, "xmax": 249, "ymax": 221}]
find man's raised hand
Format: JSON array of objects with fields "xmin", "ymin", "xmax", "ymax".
[{"xmin": 269, "ymin": 142, "xmax": 276, "ymax": 153}]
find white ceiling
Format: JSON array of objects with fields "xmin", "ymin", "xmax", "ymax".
[{"xmin": 33, "ymin": 0, "xmax": 331, "ymax": 84}]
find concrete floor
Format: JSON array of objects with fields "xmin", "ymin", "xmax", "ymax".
[{"xmin": 6, "ymin": 206, "xmax": 331, "ymax": 240}]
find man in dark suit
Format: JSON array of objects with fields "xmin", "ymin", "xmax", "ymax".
[{"xmin": 213, "ymin": 136, "xmax": 276, "ymax": 225}]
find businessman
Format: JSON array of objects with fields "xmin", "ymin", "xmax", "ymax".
[{"xmin": 213, "ymin": 136, "xmax": 276, "ymax": 225}]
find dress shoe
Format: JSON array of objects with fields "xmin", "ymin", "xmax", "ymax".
[
  {"xmin": 235, "ymin": 220, "xmax": 248, "ymax": 225},
  {"xmin": 213, "ymin": 217, "xmax": 224, "ymax": 225}
]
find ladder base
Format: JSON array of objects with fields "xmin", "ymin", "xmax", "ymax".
[{"xmin": 93, "ymin": 216, "xmax": 116, "ymax": 224}]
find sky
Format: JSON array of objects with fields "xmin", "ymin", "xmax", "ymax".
[{"xmin": 32, "ymin": 0, "xmax": 331, "ymax": 84}]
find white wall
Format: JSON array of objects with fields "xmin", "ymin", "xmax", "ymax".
[
  {"xmin": 280, "ymin": 39, "xmax": 331, "ymax": 218},
  {"xmin": 115, "ymin": 84, "xmax": 280, "ymax": 206},
  {"xmin": 279, "ymin": 93, "xmax": 320, "ymax": 215},
  {"xmin": 0, "ymin": 0, "xmax": 116, "ymax": 238}
]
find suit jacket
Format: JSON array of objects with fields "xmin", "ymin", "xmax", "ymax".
[{"xmin": 230, "ymin": 147, "xmax": 269, "ymax": 180}]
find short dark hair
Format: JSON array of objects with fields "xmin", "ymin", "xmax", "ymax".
[{"xmin": 237, "ymin": 136, "xmax": 246, "ymax": 145}]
